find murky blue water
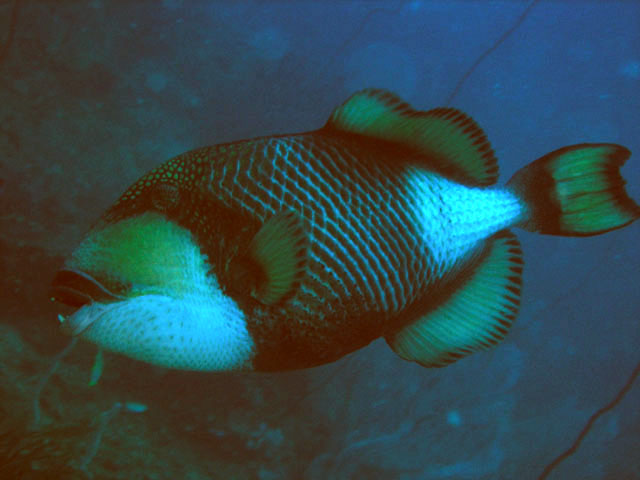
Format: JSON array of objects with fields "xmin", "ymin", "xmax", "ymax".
[{"xmin": 1, "ymin": 1, "xmax": 638, "ymax": 479}]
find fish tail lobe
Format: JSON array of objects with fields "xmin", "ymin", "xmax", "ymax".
[{"xmin": 507, "ymin": 143, "xmax": 639, "ymax": 236}]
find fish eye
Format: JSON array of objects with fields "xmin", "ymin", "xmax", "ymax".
[{"xmin": 151, "ymin": 182, "xmax": 180, "ymax": 212}]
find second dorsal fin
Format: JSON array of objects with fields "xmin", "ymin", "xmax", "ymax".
[{"xmin": 324, "ymin": 89, "xmax": 499, "ymax": 186}]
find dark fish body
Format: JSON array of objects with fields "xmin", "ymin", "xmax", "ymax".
[{"xmin": 51, "ymin": 89, "xmax": 640, "ymax": 372}]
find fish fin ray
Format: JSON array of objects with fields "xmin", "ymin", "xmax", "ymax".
[
  {"xmin": 507, "ymin": 143, "xmax": 640, "ymax": 236},
  {"xmin": 88, "ymin": 347, "xmax": 104, "ymax": 387},
  {"xmin": 385, "ymin": 230, "xmax": 522, "ymax": 368},
  {"xmin": 249, "ymin": 211, "xmax": 308, "ymax": 305},
  {"xmin": 324, "ymin": 88, "xmax": 498, "ymax": 186}
]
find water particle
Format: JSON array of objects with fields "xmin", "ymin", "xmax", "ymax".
[
  {"xmin": 620, "ymin": 60, "xmax": 640, "ymax": 79},
  {"xmin": 446, "ymin": 410, "xmax": 462, "ymax": 427},
  {"xmin": 250, "ymin": 27, "xmax": 289, "ymax": 61},
  {"xmin": 146, "ymin": 72, "xmax": 169, "ymax": 93}
]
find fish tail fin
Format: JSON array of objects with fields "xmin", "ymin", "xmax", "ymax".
[{"xmin": 507, "ymin": 143, "xmax": 639, "ymax": 236}]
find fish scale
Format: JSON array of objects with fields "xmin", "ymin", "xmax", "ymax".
[{"xmin": 201, "ymin": 134, "xmax": 428, "ymax": 317}]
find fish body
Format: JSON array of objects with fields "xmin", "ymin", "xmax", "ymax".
[{"xmin": 51, "ymin": 89, "xmax": 639, "ymax": 372}]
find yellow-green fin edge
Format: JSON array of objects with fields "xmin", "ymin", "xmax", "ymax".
[
  {"xmin": 386, "ymin": 230, "xmax": 523, "ymax": 368},
  {"xmin": 324, "ymin": 88, "xmax": 499, "ymax": 186}
]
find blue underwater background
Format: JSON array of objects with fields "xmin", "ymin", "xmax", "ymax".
[{"xmin": 1, "ymin": 1, "xmax": 639, "ymax": 479}]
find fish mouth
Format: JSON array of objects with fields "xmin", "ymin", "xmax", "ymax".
[
  {"xmin": 50, "ymin": 268, "xmax": 127, "ymax": 336},
  {"xmin": 58, "ymin": 303, "xmax": 115, "ymax": 336},
  {"xmin": 50, "ymin": 268, "xmax": 126, "ymax": 308}
]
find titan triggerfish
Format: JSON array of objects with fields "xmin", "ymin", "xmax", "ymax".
[{"xmin": 50, "ymin": 89, "xmax": 640, "ymax": 372}]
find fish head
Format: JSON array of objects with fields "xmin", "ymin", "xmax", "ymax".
[{"xmin": 50, "ymin": 210, "xmax": 255, "ymax": 371}]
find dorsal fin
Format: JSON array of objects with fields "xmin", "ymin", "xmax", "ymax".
[
  {"xmin": 247, "ymin": 211, "xmax": 308, "ymax": 305},
  {"xmin": 324, "ymin": 89, "xmax": 499, "ymax": 186},
  {"xmin": 385, "ymin": 230, "xmax": 523, "ymax": 368}
]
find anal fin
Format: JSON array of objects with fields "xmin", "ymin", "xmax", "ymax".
[{"xmin": 385, "ymin": 230, "xmax": 523, "ymax": 368}]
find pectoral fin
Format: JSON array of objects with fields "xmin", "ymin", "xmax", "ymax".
[{"xmin": 248, "ymin": 211, "xmax": 308, "ymax": 305}]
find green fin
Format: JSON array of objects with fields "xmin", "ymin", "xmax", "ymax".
[
  {"xmin": 508, "ymin": 143, "xmax": 640, "ymax": 236},
  {"xmin": 88, "ymin": 347, "xmax": 104, "ymax": 387},
  {"xmin": 325, "ymin": 88, "xmax": 498, "ymax": 186},
  {"xmin": 249, "ymin": 211, "xmax": 307, "ymax": 305},
  {"xmin": 385, "ymin": 231, "xmax": 523, "ymax": 368}
]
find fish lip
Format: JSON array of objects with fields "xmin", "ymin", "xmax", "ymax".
[
  {"xmin": 60, "ymin": 302, "xmax": 113, "ymax": 337},
  {"xmin": 50, "ymin": 268, "xmax": 126, "ymax": 308}
]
